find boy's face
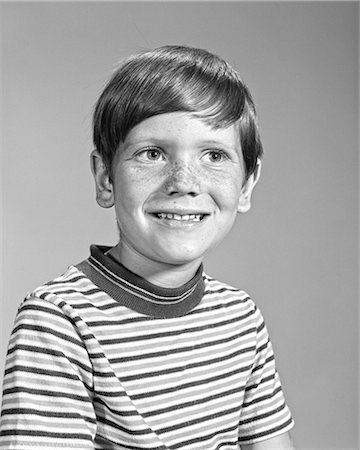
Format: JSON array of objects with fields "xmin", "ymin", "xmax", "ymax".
[{"xmin": 92, "ymin": 112, "xmax": 260, "ymax": 270}]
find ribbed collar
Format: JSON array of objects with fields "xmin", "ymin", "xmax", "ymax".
[{"xmin": 76, "ymin": 245, "xmax": 205, "ymax": 318}]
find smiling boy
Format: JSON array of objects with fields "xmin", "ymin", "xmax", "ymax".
[{"xmin": 0, "ymin": 45, "xmax": 294, "ymax": 449}]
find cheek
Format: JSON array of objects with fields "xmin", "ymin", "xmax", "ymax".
[
  {"xmin": 124, "ymin": 165, "xmax": 159, "ymax": 184},
  {"xmin": 115, "ymin": 165, "xmax": 158, "ymax": 193},
  {"xmin": 207, "ymin": 172, "xmax": 243, "ymax": 208},
  {"xmin": 113, "ymin": 166, "xmax": 160, "ymax": 213}
]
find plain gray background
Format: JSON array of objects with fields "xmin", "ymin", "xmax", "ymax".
[{"xmin": 1, "ymin": 2, "xmax": 358, "ymax": 449}]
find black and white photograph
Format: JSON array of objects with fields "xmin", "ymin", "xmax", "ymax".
[{"xmin": 0, "ymin": 2, "xmax": 358, "ymax": 449}]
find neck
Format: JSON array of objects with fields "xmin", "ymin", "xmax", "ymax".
[{"xmin": 108, "ymin": 244, "xmax": 202, "ymax": 288}]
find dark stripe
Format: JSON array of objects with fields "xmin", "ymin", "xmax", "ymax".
[
  {"xmin": 11, "ymin": 324, "xmax": 86, "ymax": 349},
  {"xmin": 54, "ymin": 288, "xmax": 102, "ymax": 296},
  {"xmin": 18, "ymin": 301, "xmax": 93, "ymax": 341},
  {"xmin": 143, "ymin": 385, "xmax": 246, "ymax": 417},
  {"xmin": 238, "ymin": 417, "xmax": 293, "ymax": 442},
  {"xmin": 87, "ymin": 315, "xmax": 154, "ymax": 327},
  {"xmin": 0, "ymin": 429, "xmax": 92, "ymax": 440},
  {"xmin": 245, "ymin": 373, "xmax": 275, "ymax": 392},
  {"xmin": 6, "ymin": 344, "xmax": 92, "ymax": 375},
  {"xmin": 251, "ymin": 354, "xmax": 275, "ymax": 375},
  {"xmin": 20, "ymin": 303, "xmax": 65, "ymax": 319},
  {"xmin": 75, "ymin": 301, "xmax": 124, "ymax": 311},
  {"xmin": 203, "ymin": 286, "xmax": 243, "ymax": 295},
  {"xmin": 242, "ymin": 385, "xmax": 283, "ymax": 408},
  {"xmin": 91, "ymin": 389, "xmax": 128, "ymax": 398},
  {"xmin": 254, "ymin": 339, "xmax": 270, "ymax": 356},
  {"xmin": 200, "ymin": 295, "xmax": 251, "ymax": 309},
  {"xmin": 93, "ymin": 397, "xmax": 138, "ymax": 417},
  {"xmin": 121, "ymin": 345, "xmax": 256, "ymax": 382},
  {"xmin": 3, "ymin": 386, "xmax": 91, "ymax": 402},
  {"xmin": 239, "ymin": 401, "xmax": 287, "ymax": 426},
  {"xmin": 70, "ymin": 301, "xmax": 101, "ymax": 310},
  {"xmin": 171, "ymin": 424, "xmax": 239, "ymax": 449},
  {"xmin": 94, "ymin": 433, "xmax": 166, "ymax": 450},
  {"xmin": 1, "ymin": 407, "xmax": 96, "ymax": 423},
  {"xmin": 132, "ymin": 364, "xmax": 253, "ymax": 400},
  {"xmin": 96, "ymin": 415, "xmax": 152, "ymax": 436},
  {"xmin": 256, "ymin": 319, "xmax": 266, "ymax": 333},
  {"xmin": 5, "ymin": 364, "xmax": 84, "ymax": 381},
  {"xmin": 45, "ymin": 275, "xmax": 88, "ymax": 286},
  {"xmin": 4, "ymin": 365, "xmax": 93, "ymax": 392},
  {"xmin": 157, "ymin": 405, "xmax": 240, "ymax": 434}
]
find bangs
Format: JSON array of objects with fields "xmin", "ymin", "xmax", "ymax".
[{"xmin": 115, "ymin": 48, "xmax": 248, "ymax": 133}]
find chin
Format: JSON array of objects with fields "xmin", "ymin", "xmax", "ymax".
[
  {"xmin": 151, "ymin": 238, "xmax": 220, "ymax": 266},
  {"xmin": 155, "ymin": 249, "xmax": 205, "ymax": 266}
]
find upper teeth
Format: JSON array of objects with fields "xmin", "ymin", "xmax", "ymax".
[{"xmin": 157, "ymin": 213, "xmax": 203, "ymax": 221}]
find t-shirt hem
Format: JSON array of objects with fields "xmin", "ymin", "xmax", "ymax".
[{"xmin": 238, "ymin": 418, "xmax": 295, "ymax": 445}]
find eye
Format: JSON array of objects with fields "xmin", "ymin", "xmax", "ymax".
[
  {"xmin": 145, "ymin": 149, "xmax": 162, "ymax": 160},
  {"xmin": 136, "ymin": 147, "xmax": 165, "ymax": 162},
  {"xmin": 203, "ymin": 150, "xmax": 229, "ymax": 163}
]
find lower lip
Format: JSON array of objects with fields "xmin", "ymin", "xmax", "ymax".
[{"xmin": 150, "ymin": 214, "xmax": 208, "ymax": 228}]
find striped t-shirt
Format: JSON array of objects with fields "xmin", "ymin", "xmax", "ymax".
[{"xmin": 0, "ymin": 245, "xmax": 294, "ymax": 449}]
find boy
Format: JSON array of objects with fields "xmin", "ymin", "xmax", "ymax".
[{"xmin": 0, "ymin": 45, "xmax": 294, "ymax": 449}]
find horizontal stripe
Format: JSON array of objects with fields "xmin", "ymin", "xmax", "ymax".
[
  {"xmin": 120, "ymin": 345, "xmax": 255, "ymax": 382},
  {"xmin": 96, "ymin": 415, "xmax": 154, "ymax": 436},
  {"xmin": 239, "ymin": 401, "xmax": 287, "ymax": 426},
  {"xmin": 145, "ymin": 388, "xmax": 245, "ymax": 418},
  {"xmin": 131, "ymin": 364, "xmax": 253, "ymax": 400},
  {"xmin": 3, "ymin": 386, "xmax": 91, "ymax": 402},
  {"xmin": 245, "ymin": 373, "xmax": 276, "ymax": 392},
  {"xmin": 4, "ymin": 364, "xmax": 85, "ymax": 381},
  {"xmin": 1, "ymin": 407, "xmax": 96, "ymax": 422},
  {"xmin": 6, "ymin": 344, "xmax": 93, "ymax": 374},
  {"xmin": 45, "ymin": 275, "xmax": 88, "ymax": 286},
  {"xmin": 171, "ymin": 424, "xmax": 239, "ymax": 449},
  {"xmin": 11, "ymin": 323, "xmax": 86, "ymax": 349},
  {"xmin": 157, "ymin": 405, "xmax": 240, "ymax": 435},
  {"xmin": 0, "ymin": 429, "xmax": 92, "ymax": 440}
]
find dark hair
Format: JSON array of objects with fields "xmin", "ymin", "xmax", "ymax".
[{"xmin": 93, "ymin": 45, "xmax": 263, "ymax": 180}]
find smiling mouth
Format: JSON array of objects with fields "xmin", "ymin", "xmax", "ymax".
[{"xmin": 154, "ymin": 213, "xmax": 206, "ymax": 222}]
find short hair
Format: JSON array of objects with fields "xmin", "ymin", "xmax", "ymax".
[{"xmin": 93, "ymin": 45, "xmax": 263, "ymax": 180}]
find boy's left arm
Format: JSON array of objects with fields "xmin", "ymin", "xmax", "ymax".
[{"xmin": 241, "ymin": 431, "xmax": 295, "ymax": 449}]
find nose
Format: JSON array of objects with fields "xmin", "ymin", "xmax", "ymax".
[{"xmin": 163, "ymin": 161, "xmax": 200, "ymax": 196}]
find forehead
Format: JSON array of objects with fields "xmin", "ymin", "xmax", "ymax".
[{"xmin": 123, "ymin": 112, "xmax": 241, "ymax": 148}]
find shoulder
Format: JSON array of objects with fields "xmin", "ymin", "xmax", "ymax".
[
  {"xmin": 30, "ymin": 265, "xmax": 92, "ymax": 297},
  {"xmin": 17, "ymin": 265, "xmax": 90, "ymax": 326},
  {"xmin": 16, "ymin": 265, "xmax": 102, "ymax": 331},
  {"xmin": 202, "ymin": 271, "xmax": 262, "ymax": 322},
  {"xmin": 203, "ymin": 272, "xmax": 254, "ymax": 304},
  {"xmin": 14, "ymin": 265, "xmax": 102, "ymax": 352},
  {"xmin": 27, "ymin": 264, "xmax": 100, "ymax": 308}
]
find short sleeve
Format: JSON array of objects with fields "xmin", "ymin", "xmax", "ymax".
[
  {"xmin": 0, "ymin": 297, "xmax": 97, "ymax": 449},
  {"xmin": 238, "ymin": 305, "xmax": 294, "ymax": 444}
]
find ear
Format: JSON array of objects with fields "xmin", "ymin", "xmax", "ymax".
[
  {"xmin": 90, "ymin": 150, "xmax": 114, "ymax": 208},
  {"xmin": 237, "ymin": 159, "xmax": 262, "ymax": 213}
]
